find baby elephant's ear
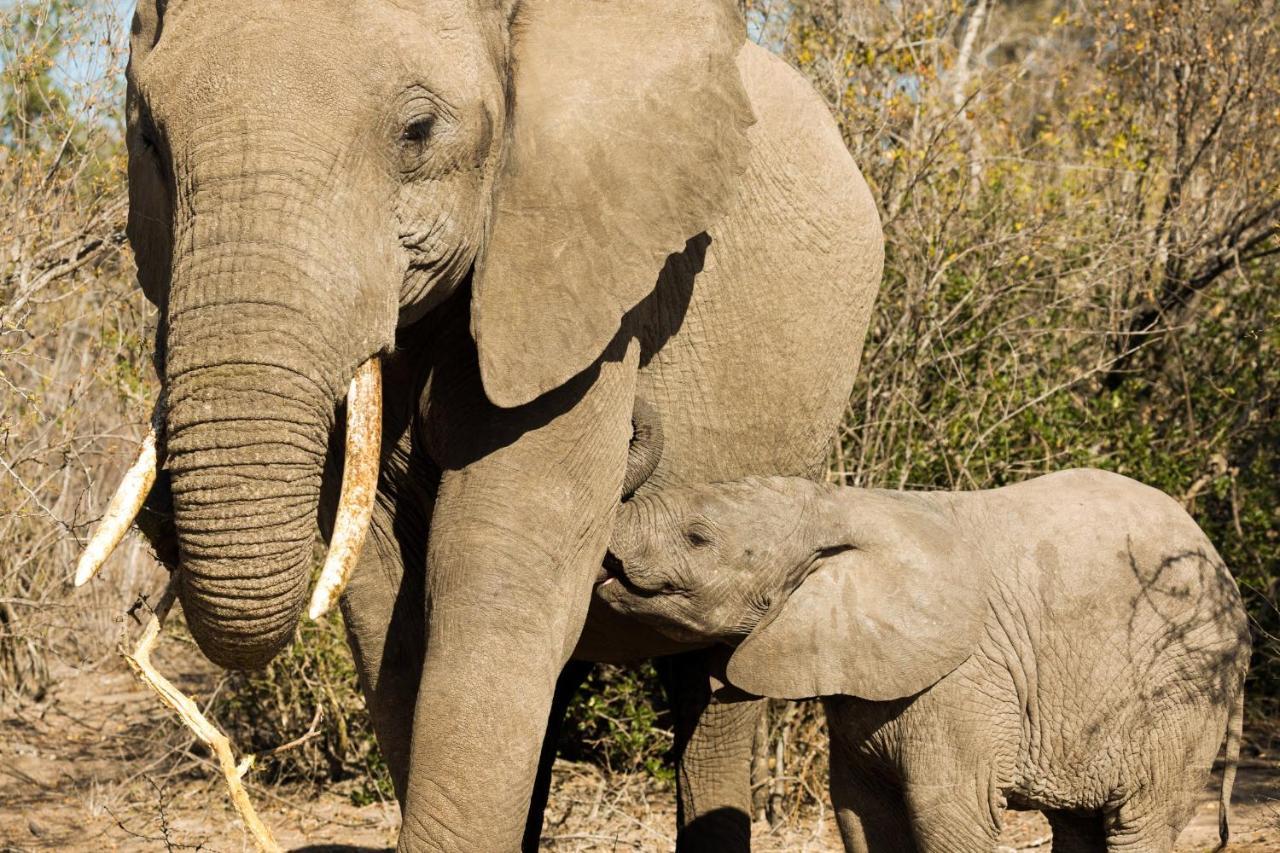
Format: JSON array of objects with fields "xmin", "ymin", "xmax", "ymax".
[{"xmin": 726, "ymin": 505, "xmax": 988, "ymax": 701}]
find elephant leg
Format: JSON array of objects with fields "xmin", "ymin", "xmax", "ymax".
[
  {"xmin": 398, "ymin": 334, "xmax": 640, "ymax": 851},
  {"xmin": 522, "ymin": 659, "xmax": 595, "ymax": 852},
  {"xmin": 339, "ymin": 486, "xmax": 434, "ymax": 804},
  {"xmin": 1043, "ymin": 809, "xmax": 1105, "ymax": 852},
  {"xmin": 1102, "ymin": 797, "xmax": 1178, "ymax": 853},
  {"xmin": 657, "ymin": 649, "xmax": 759, "ymax": 852},
  {"xmin": 828, "ymin": 768, "xmax": 917, "ymax": 853},
  {"xmin": 906, "ymin": 785, "xmax": 1001, "ymax": 853}
]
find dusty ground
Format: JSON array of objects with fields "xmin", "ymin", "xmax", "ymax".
[{"xmin": 2, "ymin": 656, "xmax": 1277, "ymax": 852}]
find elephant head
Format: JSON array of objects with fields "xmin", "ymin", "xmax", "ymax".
[
  {"xmin": 601, "ymin": 478, "xmax": 991, "ymax": 700},
  {"xmin": 602, "ymin": 476, "xmax": 839, "ymax": 642},
  {"xmin": 77, "ymin": 0, "xmax": 753, "ymax": 670}
]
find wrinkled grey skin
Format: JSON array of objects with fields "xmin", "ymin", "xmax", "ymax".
[
  {"xmin": 603, "ymin": 470, "xmax": 1250, "ymax": 852},
  {"xmin": 122, "ymin": 0, "xmax": 882, "ymax": 849}
]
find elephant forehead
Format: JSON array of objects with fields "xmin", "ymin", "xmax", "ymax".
[{"xmin": 135, "ymin": 0, "xmax": 493, "ymax": 125}]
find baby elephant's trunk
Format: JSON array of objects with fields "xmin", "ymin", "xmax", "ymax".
[{"xmin": 622, "ymin": 397, "xmax": 663, "ymax": 497}]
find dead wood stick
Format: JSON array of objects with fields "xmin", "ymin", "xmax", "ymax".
[
  {"xmin": 265, "ymin": 704, "xmax": 324, "ymax": 757},
  {"xmin": 120, "ymin": 575, "xmax": 283, "ymax": 853}
]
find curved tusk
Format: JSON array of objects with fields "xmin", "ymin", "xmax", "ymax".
[
  {"xmin": 74, "ymin": 424, "xmax": 162, "ymax": 587},
  {"xmin": 308, "ymin": 357, "xmax": 382, "ymax": 620}
]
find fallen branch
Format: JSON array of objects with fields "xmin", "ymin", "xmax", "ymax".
[{"xmin": 119, "ymin": 575, "xmax": 282, "ymax": 853}]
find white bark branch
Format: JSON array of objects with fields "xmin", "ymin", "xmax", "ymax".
[{"xmin": 120, "ymin": 576, "xmax": 283, "ymax": 853}]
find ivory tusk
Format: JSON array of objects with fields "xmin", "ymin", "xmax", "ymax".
[
  {"xmin": 307, "ymin": 357, "xmax": 382, "ymax": 620},
  {"xmin": 74, "ymin": 424, "xmax": 161, "ymax": 587}
]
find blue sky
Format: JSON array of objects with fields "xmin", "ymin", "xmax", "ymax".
[{"xmin": 1, "ymin": 0, "xmax": 132, "ymax": 125}]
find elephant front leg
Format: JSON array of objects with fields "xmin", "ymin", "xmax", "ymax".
[
  {"xmin": 522, "ymin": 659, "xmax": 595, "ymax": 852},
  {"xmin": 398, "ymin": 341, "xmax": 639, "ymax": 852},
  {"xmin": 659, "ymin": 650, "xmax": 761, "ymax": 852},
  {"xmin": 332, "ymin": 344, "xmax": 440, "ymax": 807},
  {"xmin": 339, "ymin": 498, "xmax": 429, "ymax": 805}
]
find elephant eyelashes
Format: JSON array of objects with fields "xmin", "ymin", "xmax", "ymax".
[
  {"xmin": 685, "ymin": 524, "xmax": 714, "ymax": 549},
  {"xmin": 395, "ymin": 115, "xmax": 437, "ymax": 175},
  {"xmin": 136, "ymin": 117, "xmax": 172, "ymax": 188},
  {"xmin": 400, "ymin": 116, "xmax": 434, "ymax": 146},
  {"xmin": 136, "ymin": 106, "xmax": 166, "ymax": 164}
]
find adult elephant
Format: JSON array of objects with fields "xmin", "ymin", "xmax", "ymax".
[{"xmin": 78, "ymin": 0, "xmax": 882, "ymax": 850}]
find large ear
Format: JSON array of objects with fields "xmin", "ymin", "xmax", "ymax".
[
  {"xmin": 125, "ymin": 0, "xmax": 172, "ymax": 310},
  {"xmin": 726, "ymin": 495, "xmax": 989, "ymax": 701},
  {"xmin": 472, "ymin": 0, "xmax": 755, "ymax": 408}
]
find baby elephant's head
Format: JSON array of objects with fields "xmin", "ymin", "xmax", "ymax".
[
  {"xmin": 599, "ymin": 476, "xmax": 843, "ymax": 642},
  {"xmin": 601, "ymin": 478, "xmax": 989, "ymax": 702}
]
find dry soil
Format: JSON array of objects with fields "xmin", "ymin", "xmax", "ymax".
[{"xmin": 2, "ymin": 655, "xmax": 1276, "ymax": 851}]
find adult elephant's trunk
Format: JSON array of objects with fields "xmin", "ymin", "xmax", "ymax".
[
  {"xmin": 162, "ymin": 313, "xmax": 381, "ymax": 668},
  {"xmin": 77, "ymin": 146, "xmax": 393, "ymax": 668},
  {"xmin": 76, "ymin": 113, "xmax": 394, "ymax": 669},
  {"xmin": 77, "ymin": 310, "xmax": 382, "ymax": 670},
  {"xmin": 165, "ymin": 351, "xmax": 332, "ymax": 669}
]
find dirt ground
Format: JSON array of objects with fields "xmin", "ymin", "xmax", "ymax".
[{"xmin": 2, "ymin": 657, "xmax": 1277, "ymax": 852}]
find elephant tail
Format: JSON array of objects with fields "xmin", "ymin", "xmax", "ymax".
[
  {"xmin": 1217, "ymin": 679, "xmax": 1244, "ymax": 849},
  {"xmin": 623, "ymin": 397, "xmax": 663, "ymax": 497}
]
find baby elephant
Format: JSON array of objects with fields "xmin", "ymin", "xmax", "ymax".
[{"xmin": 600, "ymin": 469, "xmax": 1249, "ymax": 852}]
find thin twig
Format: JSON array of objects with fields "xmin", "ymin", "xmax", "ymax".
[{"xmin": 264, "ymin": 704, "xmax": 324, "ymax": 757}]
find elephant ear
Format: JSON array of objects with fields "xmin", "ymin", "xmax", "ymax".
[
  {"xmin": 125, "ymin": 0, "xmax": 171, "ymax": 309},
  {"xmin": 726, "ymin": 494, "xmax": 989, "ymax": 701},
  {"xmin": 472, "ymin": 0, "xmax": 754, "ymax": 408}
]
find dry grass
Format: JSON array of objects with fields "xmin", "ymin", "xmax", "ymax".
[{"xmin": 1, "ymin": 0, "xmax": 162, "ymax": 703}]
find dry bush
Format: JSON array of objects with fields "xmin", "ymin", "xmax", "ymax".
[
  {"xmin": 212, "ymin": 608, "xmax": 393, "ymax": 803},
  {"xmin": 0, "ymin": 0, "xmax": 154, "ymax": 701},
  {"xmin": 741, "ymin": 0, "xmax": 1280, "ymax": 819}
]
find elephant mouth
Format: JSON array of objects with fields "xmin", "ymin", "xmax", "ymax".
[
  {"xmin": 597, "ymin": 550, "xmax": 624, "ymax": 586},
  {"xmin": 597, "ymin": 550, "xmax": 664, "ymax": 599}
]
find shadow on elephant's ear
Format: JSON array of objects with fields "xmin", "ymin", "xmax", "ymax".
[
  {"xmin": 419, "ymin": 231, "xmax": 704, "ymax": 470},
  {"xmin": 419, "ymin": 295, "xmax": 612, "ymax": 467},
  {"xmin": 471, "ymin": 1, "xmax": 751, "ymax": 409}
]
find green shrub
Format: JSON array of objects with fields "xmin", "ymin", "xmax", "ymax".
[{"xmin": 558, "ymin": 663, "xmax": 674, "ymax": 782}]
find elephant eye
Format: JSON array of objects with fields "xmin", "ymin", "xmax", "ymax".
[
  {"xmin": 684, "ymin": 523, "xmax": 714, "ymax": 549},
  {"xmin": 136, "ymin": 104, "xmax": 164, "ymax": 159},
  {"xmin": 400, "ymin": 116, "xmax": 434, "ymax": 146}
]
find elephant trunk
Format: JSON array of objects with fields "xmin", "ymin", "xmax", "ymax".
[
  {"xmin": 158, "ymin": 200, "xmax": 379, "ymax": 667},
  {"xmin": 622, "ymin": 397, "xmax": 663, "ymax": 497},
  {"xmin": 147, "ymin": 124, "xmax": 398, "ymax": 669},
  {"xmin": 606, "ymin": 492, "xmax": 673, "ymax": 588},
  {"xmin": 77, "ymin": 329, "xmax": 381, "ymax": 670},
  {"xmin": 165, "ymin": 353, "xmax": 334, "ymax": 670},
  {"xmin": 75, "ymin": 134, "xmax": 392, "ymax": 670}
]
